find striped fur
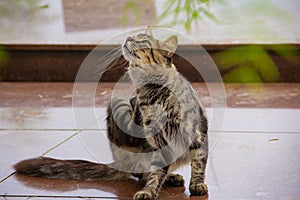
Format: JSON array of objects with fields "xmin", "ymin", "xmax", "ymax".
[{"xmin": 14, "ymin": 29, "xmax": 208, "ymax": 200}]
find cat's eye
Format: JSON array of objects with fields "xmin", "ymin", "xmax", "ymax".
[{"xmin": 145, "ymin": 119, "xmax": 151, "ymax": 125}]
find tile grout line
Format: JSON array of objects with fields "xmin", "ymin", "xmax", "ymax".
[
  {"xmin": 0, "ymin": 129, "xmax": 299, "ymax": 134},
  {"xmin": 0, "ymin": 117, "xmax": 105, "ymax": 184},
  {"xmin": 0, "ymin": 128, "xmax": 81, "ymax": 131},
  {"xmin": 0, "ymin": 131, "xmax": 82, "ymax": 184},
  {"xmin": 39, "ymin": 114, "xmax": 108, "ymax": 157},
  {"xmin": 0, "ymin": 194, "xmax": 120, "ymax": 199},
  {"xmin": 39, "ymin": 130, "xmax": 82, "ymax": 157},
  {"xmin": 0, "ymin": 172, "xmax": 16, "ymax": 184},
  {"xmin": 0, "ymin": 128, "xmax": 106, "ymax": 131}
]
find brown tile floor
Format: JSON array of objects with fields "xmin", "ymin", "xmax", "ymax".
[{"xmin": 0, "ymin": 82, "xmax": 300, "ymax": 200}]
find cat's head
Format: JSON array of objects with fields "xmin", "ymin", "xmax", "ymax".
[{"xmin": 122, "ymin": 28, "xmax": 178, "ymax": 67}]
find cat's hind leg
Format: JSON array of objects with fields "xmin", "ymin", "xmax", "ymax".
[{"xmin": 133, "ymin": 149, "xmax": 171, "ymax": 200}]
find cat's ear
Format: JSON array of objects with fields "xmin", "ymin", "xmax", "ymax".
[
  {"xmin": 145, "ymin": 26, "xmax": 153, "ymax": 36},
  {"xmin": 161, "ymin": 35, "xmax": 178, "ymax": 58}
]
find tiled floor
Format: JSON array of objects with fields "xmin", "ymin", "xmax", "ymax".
[{"xmin": 0, "ymin": 82, "xmax": 299, "ymax": 200}]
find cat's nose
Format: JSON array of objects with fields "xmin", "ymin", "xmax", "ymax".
[{"xmin": 126, "ymin": 37, "xmax": 135, "ymax": 42}]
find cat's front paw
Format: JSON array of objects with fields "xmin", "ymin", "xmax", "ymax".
[
  {"xmin": 189, "ymin": 183, "xmax": 208, "ymax": 196},
  {"xmin": 133, "ymin": 190, "xmax": 155, "ymax": 200}
]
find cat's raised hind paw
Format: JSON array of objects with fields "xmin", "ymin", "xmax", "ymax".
[{"xmin": 189, "ymin": 183, "xmax": 208, "ymax": 196}]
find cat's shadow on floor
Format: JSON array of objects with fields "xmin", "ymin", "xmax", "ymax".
[{"xmin": 15, "ymin": 174, "xmax": 207, "ymax": 199}]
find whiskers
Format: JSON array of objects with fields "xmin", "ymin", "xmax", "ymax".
[{"xmin": 94, "ymin": 46, "xmax": 129, "ymax": 79}]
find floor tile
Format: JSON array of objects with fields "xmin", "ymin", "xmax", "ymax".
[
  {"xmin": 223, "ymin": 83, "xmax": 300, "ymax": 108},
  {"xmin": 221, "ymin": 108, "xmax": 300, "ymax": 133},
  {"xmin": 0, "ymin": 131, "xmax": 193, "ymax": 199},
  {"xmin": 1, "ymin": 198, "xmax": 100, "ymax": 200},
  {"xmin": 2, "ymin": 107, "xmax": 298, "ymax": 133},
  {"xmin": 0, "ymin": 107, "xmax": 106, "ymax": 130},
  {"xmin": 79, "ymin": 108, "xmax": 300, "ymax": 133},
  {"xmin": 0, "ymin": 130, "xmax": 77, "ymax": 180},
  {"xmin": 1, "ymin": 131, "xmax": 299, "ymax": 199},
  {"xmin": 0, "ymin": 82, "xmax": 299, "ymax": 199},
  {"xmin": 2, "ymin": 174, "xmax": 190, "ymax": 199},
  {"xmin": 203, "ymin": 132, "xmax": 300, "ymax": 200},
  {"xmin": 45, "ymin": 131, "xmax": 109, "ymax": 162},
  {"xmin": 1, "ymin": 82, "xmax": 299, "ymax": 108},
  {"xmin": 0, "ymin": 82, "xmax": 74, "ymax": 108},
  {"xmin": 175, "ymin": 132, "xmax": 300, "ymax": 200}
]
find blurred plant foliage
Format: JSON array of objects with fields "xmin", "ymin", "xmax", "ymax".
[
  {"xmin": 121, "ymin": 0, "xmax": 154, "ymax": 26},
  {"xmin": 0, "ymin": 0, "xmax": 49, "ymax": 34},
  {"xmin": 121, "ymin": 0, "xmax": 219, "ymax": 31},
  {"xmin": 0, "ymin": 46, "xmax": 8, "ymax": 81},
  {"xmin": 0, "ymin": 0, "xmax": 48, "ymax": 80},
  {"xmin": 217, "ymin": 45, "xmax": 298, "ymax": 82},
  {"xmin": 0, "ymin": 0, "xmax": 48, "ymax": 18},
  {"xmin": 215, "ymin": 45, "xmax": 298, "ymax": 82},
  {"xmin": 157, "ymin": 0, "xmax": 219, "ymax": 32},
  {"xmin": 0, "ymin": 46, "xmax": 7, "ymax": 64},
  {"xmin": 121, "ymin": 0, "xmax": 299, "ymax": 82}
]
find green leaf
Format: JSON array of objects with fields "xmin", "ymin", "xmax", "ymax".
[
  {"xmin": 38, "ymin": 4, "xmax": 49, "ymax": 9},
  {"xmin": 159, "ymin": 9, "xmax": 173, "ymax": 21},
  {"xmin": 122, "ymin": 0, "xmax": 140, "ymax": 24},
  {"xmin": 123, "ymin": 1, "xmax": 135, "ymax": 10},
  {"xmin": 0, "ymin": 46, "xmax": 8, "ymax": 63},
  {"xmin": 184, "ymin": 19, "xmax": 192, "ymax": 32},
  {"xmin": 184, "ymin": 0, "xmax": 192, "ymax": 13},
  {"xmin": 215, "ymin": 45, "xmax": 281, "ymax": 82},
  {"xmin": 202, "ymin": 7, "xmax": 219, "ymax": 22},
  {"xmin": 121, "ymin": 15, "xmax": 128, "ymax": 26},
  {"xmin": 222, "ymin": 64, "xmax": 262, "ymax": 83},
  {"xmin": 265, "ymin": 44, "xmax": 299, "ymax": 60},
  {"xmin": 192, "ymin": 10, "xmax": 199, "ymax": 19},
  {"xmin": 197, "ymin": 0, "xmax": 210, "ymax": 3},
  {"xmin": 159, "ymin": 2, "xmax": 185, "ymax": 20},
  {"xmin": 249, "ymin": 46, "xmax": 281, "ymax": 82},
  {"xmin": 214, "ymin": 46, "xmax": 245, "ymax": 71},
  {"xmin": 163, "ymin": 0, "xmax": 177, "ymax": 7}
]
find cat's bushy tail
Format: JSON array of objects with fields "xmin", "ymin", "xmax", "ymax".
[{"xmin": 14, "ymin": 157, "xmax": 130, "ymax": 181}]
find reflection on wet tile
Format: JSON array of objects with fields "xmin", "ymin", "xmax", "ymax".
[
  {"xmin": 0, "ymin": 130, "xmax": 76, "ymax": 180},
  {"xmin": 2, "ymin": 131, "xmax": 299, "ymax": 199},
  {"xmin": 222, "ymin": 108, "xmax": 300, "ymax": 133},
  {"xmin": 170, "ymin": 108, "xmax": 300, "ymax": 133},
  {"xmin": 5, "ymin": 174, "xmax": 134, "ymax": 198},
  {"xmin": 1, "ymin": 130, "xmax": 188, "ymax": 198},
  {"xmin": 1, "ymin": 83, "xmax": 299, "ymax": 108},
  {"xmin": 2, "ymin": 174, "xmax": 189, "ymax": 199},
  {"xmin": 45, "ymin": 131, "xmax": 110, "ymax": 163},
  {"xmin": 0, "ymin": 82, "xmax": 299, "ymax": 199},
  {"xmin": 46, "ymin": 131, "xmax": 219, "ymax": 169},
  {"xmin": 0, "ymin": 107, "xmax": 106, "ymax": 130},
  {"xmin": 78, "ymin": 108, "xmax": 300, "ymax": 133},
  {"xmin": 156, "ymin": 132, "xmax": 300, "ymax": 199},
  {"xmin": 0, "ymin": 130, "xmax": 188, "ymax": 199},
  {"xmin": 204, "ymin": 132, "xmax": 300, "ymax": 200},
  {"xmin": 19, "ymin": 107, "xmax": 297, "ymax": 133}
]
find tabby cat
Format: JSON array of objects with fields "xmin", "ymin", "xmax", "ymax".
[{"xmin": 14, "ymin": 27, "xmax": 208, "ymax": 200}]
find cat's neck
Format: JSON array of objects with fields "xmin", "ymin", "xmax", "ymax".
[{"xmin": 128, "ymin": 63, "xmax": 179, "ymax": 89}]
